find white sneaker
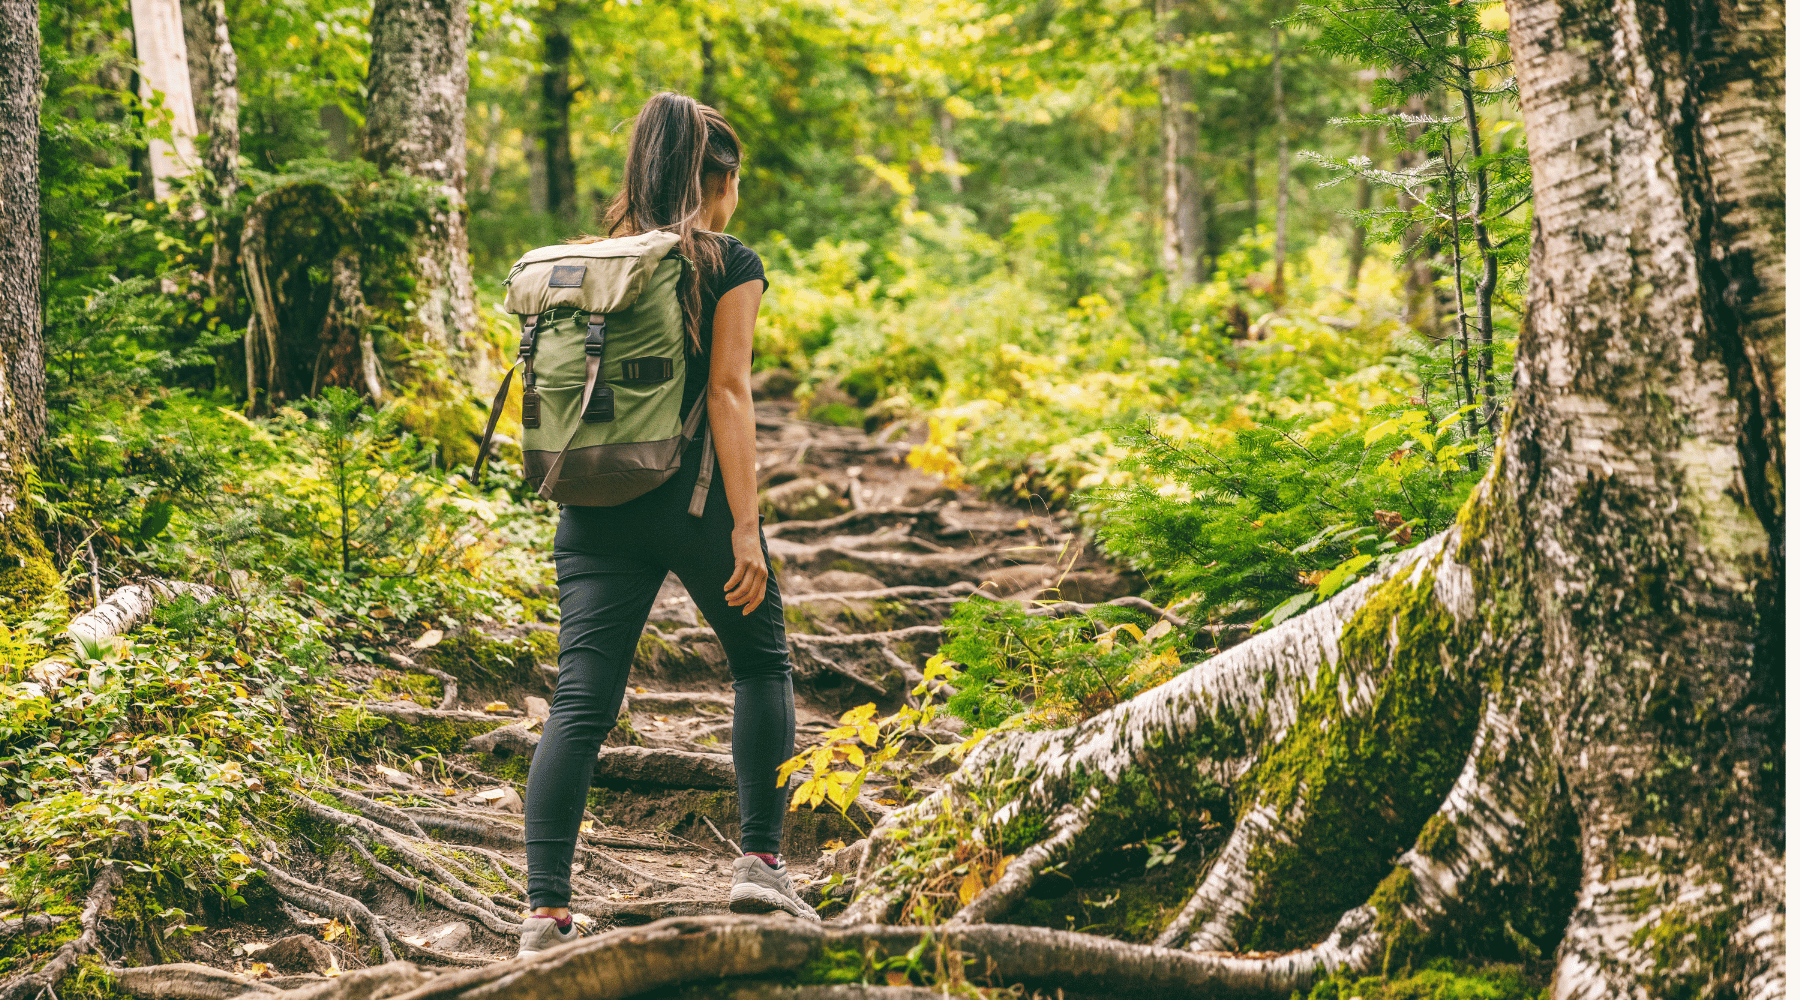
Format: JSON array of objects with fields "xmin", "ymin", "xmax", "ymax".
[
  {"xmin": 728, "ymin": 855, "xmax": 821, "ymax": 922},
  {"xmin": 516, "ymin": 915, "xmax": 578, "ymax": 957}
]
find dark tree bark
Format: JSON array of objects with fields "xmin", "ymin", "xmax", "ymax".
[
  {"xmin": 0, "ymin": 0, "xmax": 58, "ymax": 609},
  {"xmin": 199, "ymin": 0, "xmax": 240, "ymax": 310},
  {"xmin": 697, "ymin": 13, "xmax": 718, "ymax": 110},
  {"xmin": 364, "ymin": 0, "xmax": 480, "ymax": 383},
  {"xmin": 538, "ymin": 20, "xmax": 578, "ymax": 227}
]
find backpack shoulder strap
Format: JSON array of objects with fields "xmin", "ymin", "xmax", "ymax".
[{"xmin": 473, "ymin": 313, "xmax": 541, "ymax": 485}]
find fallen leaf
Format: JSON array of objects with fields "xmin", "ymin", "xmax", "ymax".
[
  {"xmin": 374, "ymin": 764, "xmax": 412, "ymax": 788},
  {"xmin": 958, "ymin": 869, "xmax": 983, "ymax": 906},
  {"xmin": 410, "ymin": 629, "xmax": 445, "ymax": 650},
  {"xmin": 241, "ymin": 942, "xmax": 269, "ymax": 956},
  {"xmin": 571, "ymin": 913, "xmax": 594, "ymax": 927},
  {"xmin": 1142, "ymin": 619, "xmax": 1173, "ymax": 643},
  {"xmin": 482, "ymin": 701, "xmax": 510, "ymax": 713},
  {"xmin": 249, "ymin": 963, "xmax": 273, "ymax": 980},
  {"xmin": 370, "ymin": 607, "xmax": 394, "ymax": 619},
  {"xmin": 887, "ymin": 971, "xmax": 910, "ymax": 986},
  {"xmin": 321, "ymin": 919, "xmax": 349, "ymax": 942}
]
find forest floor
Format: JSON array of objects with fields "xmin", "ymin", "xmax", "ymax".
[{"xmin": 75, "ymin": 397, "xmax": 1149, "ymax": 997}]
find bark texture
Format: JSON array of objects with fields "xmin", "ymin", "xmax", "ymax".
[
  {"xmin": 538, "ymin": 21, "xmax": 577, "ymax": 227},
  {"xmin": 0, "ymin": 0, "xmax": 55, "ymax": 614},
  {"xmin": 364, "ymin": 0, "xmax": 480, "ymax": 382},
  {"xmin": 1156, "ymin": 0, "xmax": 1205, "ymax": 291}
]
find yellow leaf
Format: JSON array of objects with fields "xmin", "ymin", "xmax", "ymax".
[
  {"xmin": 886, "ymin": 971, "xmax": 910, "ymax": 987},
  {"xmin": 250, "ymin": 963, "xmax": 273, "ymax": 979},
  {"xmin": 1117, "ymin": 623, "xmax": 1145, "ymax": 643},
  {"xmin": 841, "ymin": 744, "xmax": 866, "ymax": 769},
  {"xmin": 840, "ymin": 703, "xmax": 878, "ymax": 726},
  {"xmin": 791, "ymin": 777, "xmax": 819, "ymax": 811},
  {"xmin": 859, "ymin": 723, "xmax": 881, "ymax": 747},
  {"xmin": 777, "ymin": 755, "xmax": 808, "ymax": 785},
  {"xmin": 1142, "ymin": 619, "xmax": 1174, "ymax": 643},
  {"xmin": 958, "ymin": 869, "xmax": 984, "ymax": 906},
  {"xmin": 369, "ymin": 607, "xmax": 393, "ymax": 619},
  {"xmin": 992, "ymin": 854, "xmax": 1014, "ymax": 885},
  {"xmin": 321, "ymin": 919, "xmax": 348, "ymax": 942},
  {"xmin": 482, "ymin": 701, "xmax": 509, "ymax": 713}
]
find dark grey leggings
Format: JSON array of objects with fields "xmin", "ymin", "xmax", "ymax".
[{"xmin": 525, "ymin": 444, "xmax": 794, "ymax": 909}]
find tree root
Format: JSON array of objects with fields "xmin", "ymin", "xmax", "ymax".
[
  {"xmin": 784, "ymin": 583, "xmax": 976, "ymax": 606},
  {"xmin": 0, "ymin": 915, "xmax": 66, "ymax": 940},
  {"xmin": 947, "ymin": 789, "xmax": 1099, "ymax": 927},
  {"xmin": 0, "ymin": 863, "xmax": 120, "ymax": 1000},
  {"xmin": 1152, "ymin": 802, "xmax": 1288, "ymax": 950},
  {"xmin": 112, "ymin": 963, "xmax": 281, "ymax": 1000},
  {"xmin": 250, "ymin": 851, "xmax": 396, "ymax": 963},
  {"xmin": 375, "ymin": 914, "xmax": 1383, "ymax": 1000},
  {"xmin": 332, "ymin": 789, "xmax": 431, "ymax": 839},
  {"xmin": 289, "ymin": 793, "xmax": 519, "ymax": 926},
  {"xmin": 387, "ymin": 936, "xmax": 497, "ymax": 969},
  {"xmin": 761, "ymin": 505, "xmax": 946, "ymax": 543},
  {"xmin": 345, "ymin": 841, "xmax": 522, "ymax": 936}
]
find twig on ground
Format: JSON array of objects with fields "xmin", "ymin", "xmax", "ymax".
[{"xmin": 702, "ymin": 816, "xmax": 743, "ymax": 857}]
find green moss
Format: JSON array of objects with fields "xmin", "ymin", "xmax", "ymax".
[
  {"xmin": 423, "ymin": 630, "xmax": 546, "ymax": 691},
  {"xmin": 1303, "ymin": 957, "xmax": 1541, "ymax": 1000},
  {"xmin": 1231, "ymin": 563, "xmax": 1482, "ymax": 953},
  {"xmin": 1417, "ymin": 814, "xmax": 1456, "ymax": 861},
  {"xmin": 0, "ymin": 514, "xmax": 62, "ymax": 616},
  {"xmin": 370, "ymin": 671, "xmax": 443, "ymax": 703},
  {"xmin": 321, "ymin": 704, "xmax": 503, "ymax": 759},
  {"xmin": 0, "ymin": 908, "xmax": 82, "ymax": 978}
]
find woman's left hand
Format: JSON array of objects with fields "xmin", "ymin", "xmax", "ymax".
[{"xmin": 723, "ymin": 525, "xmax": 768, "ymax": 615}]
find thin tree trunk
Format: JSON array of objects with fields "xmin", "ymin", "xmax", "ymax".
[
  {"xmin": 539, "ymin": 23, "xmax": 577, "ymax": 228},
  {"xmin": 1243, "ymin": 133, "xmax": 1257, "ymax": 265},
  {"xmin": 1155, "ymin": 0, "xmax": 1202, "ymax": 295},
  {"xmin": 936, "ymin": 103, "xmax": 963, "ymax": 196},
  {"xmin": 1270, "ymin": 23, "xmax": 1289, "ymax": 303},
  {"xmin": 1395, "ymin": 92, "xmax": 1438, "ymax": 335},
  {"xmin": 1454, "ymin": 27, "xmax": 1500, "ymax": 436},
  {"xmin": 200, "ymin": 0, "xmax": 239, "ymax": 309},
  {"xmin": 130, "ymin": 0, "xmax": 201, "ymax": 199},
  {"xmin": 1345, "ymin": 74, "xmax": 1375, "ymax": 291},
  {"xmin": 698, "ymin": 16, "xmax": 718, "ymax": 110},
  {"xmin": 364, "ymin": 0, "xmax": 480, "ymax": 385}
]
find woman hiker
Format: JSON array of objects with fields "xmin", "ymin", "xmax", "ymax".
[{"xmin": 517, "ymin": 92, "xmax": 818, "ymax": 957}]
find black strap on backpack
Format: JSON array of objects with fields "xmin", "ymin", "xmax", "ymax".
[{"xmin": 473, "ymin": 313, "xmax": 540, "ymax": 485}]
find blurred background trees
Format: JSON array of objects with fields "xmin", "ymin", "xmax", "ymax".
[{"xmin": 26, "ymin": 0, "xmax": 1531, "ymax": 627}]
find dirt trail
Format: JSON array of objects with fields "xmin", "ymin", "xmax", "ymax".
[{"xmin": 103, "ymin": 398, "xmax": 1147, "ymax": 988}]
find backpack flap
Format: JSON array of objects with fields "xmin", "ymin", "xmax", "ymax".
[{"xmin": 502, "ymin": 229, "xmax": 683, "ymax": 316}]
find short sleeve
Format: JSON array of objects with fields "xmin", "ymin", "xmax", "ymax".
[{"xmin": 713, "ymin": 239, "xmax": 767, "ymax": 300}]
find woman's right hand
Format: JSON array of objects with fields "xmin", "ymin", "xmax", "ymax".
[{"xmin": 723, "ymin": 525, "xmax": 768, "ymax": 615}]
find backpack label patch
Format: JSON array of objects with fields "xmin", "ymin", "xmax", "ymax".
[{"xmin": 548, "ymin": 264, "xmax": 588, "ymax": 288}]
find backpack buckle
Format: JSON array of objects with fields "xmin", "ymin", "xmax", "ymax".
[
  {"xmin": 585, "ymin": 315, "xmax": 606, "ymax": 357},
  {"xmin": 519, "ymin": 314, "xmax": 540, "ymax": 358},
  {"xmin": 582, "ymin": 385, "xmax": 615, "ymax": 423}
]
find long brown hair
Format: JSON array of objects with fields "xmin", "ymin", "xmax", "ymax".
[{"xmin": 573, "ymin": 92, "xmax": 742, "ymax": 352}]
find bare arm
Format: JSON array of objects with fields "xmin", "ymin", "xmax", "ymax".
[{"xmin": 707, "ymin": 280, "xmax": 768, "ymax": 615}]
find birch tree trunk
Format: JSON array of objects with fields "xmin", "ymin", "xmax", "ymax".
[
  {"xmin": 130, "ymin": 0, "xmax": 200, "ymax": 200},
  {"xmin": 364, "ymin": 0, "xmax": 481, "ymax": 385},
  {"xmin": 0, "ymin": 1, "xmax": 58, "ymax": 610}
]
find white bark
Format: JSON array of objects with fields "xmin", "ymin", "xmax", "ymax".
[{"xmin": 130, "ymin": 0, "xmax": 200, "ymax": 199}]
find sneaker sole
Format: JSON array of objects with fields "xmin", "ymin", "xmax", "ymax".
[
  {"xmin": 730, "ymin": 882, "xmax": 800, "ymax": 916},
  {"xmin": 730, "ymin": 883, "xmax": 820, "ymax": 921}
]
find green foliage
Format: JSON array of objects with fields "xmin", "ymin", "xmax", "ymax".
[
  {"xmin": 1299, "ymin": 958, "xmax": 1543, "ymax": 1000},
  {"xmin": 1096, "ymin": 406, "xmax": 1481, "ymax": 625},
  {"xmin": 0, "ymin": 596, "xmax": 328, "ymax": 906},
  {"xmin": 935, "ymin": 599, "xmax": 1187, "ymax": 729}
]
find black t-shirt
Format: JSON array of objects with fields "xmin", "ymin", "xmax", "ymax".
[{"xmin": 681, "ymin": 233, "xmax": 767, "ymax": 421}]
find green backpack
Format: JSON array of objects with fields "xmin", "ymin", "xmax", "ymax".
[{"xmin": 474, "ymin": 230, "xmax": 714, "ymax": 513}]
